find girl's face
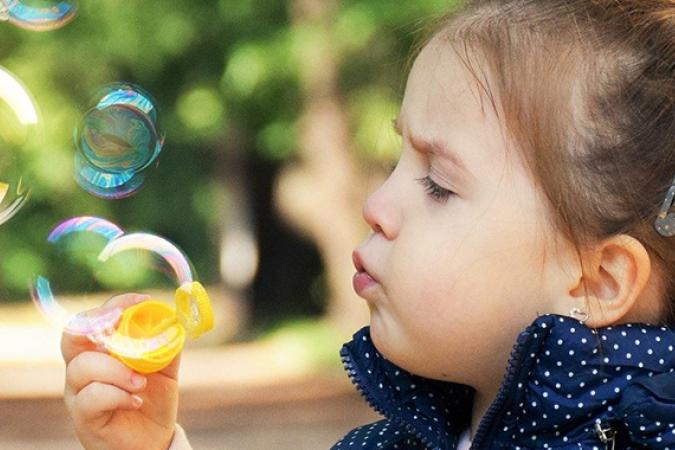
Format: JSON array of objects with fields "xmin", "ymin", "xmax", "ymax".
[{"xmin": 352, "ymin": 36, "xmax": 578, "ymax": 389}]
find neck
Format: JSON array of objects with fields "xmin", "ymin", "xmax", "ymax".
[
  {"xmin": 467, "ymin": 337, "xmax": 518, "ymax": 440},
  {"xmin": 469, "ymin": 384, "xmax": 499, "ymax": 440}
]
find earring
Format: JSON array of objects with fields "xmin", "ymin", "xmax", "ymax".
[{"xmin": 569, "ymin": 307, "xmax": 589, "ymax": 324}]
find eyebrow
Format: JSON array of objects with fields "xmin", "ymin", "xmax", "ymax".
[{"xmin": 392, "ymin": 116, "xmax": 472, "ymax": 179}]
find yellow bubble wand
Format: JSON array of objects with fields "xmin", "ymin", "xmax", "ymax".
[
  {"xmin": 109, "ymin": 281, "xmax": 214, "ymax": 374},
  {"xmin": 89, "ymin": 231, "xmax": 216, "ymax": 374}
]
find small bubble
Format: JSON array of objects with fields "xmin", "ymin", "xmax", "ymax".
[{"xmin": 74, "ymin": 83, "xmax": 164, "ymax": 199}]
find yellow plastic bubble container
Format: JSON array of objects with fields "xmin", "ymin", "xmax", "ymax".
[{"xmin": 109, "ymin": 281, "xmax": 214, "ymax": 374}]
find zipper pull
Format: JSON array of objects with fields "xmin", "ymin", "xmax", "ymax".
[{"xmin": 594, "ymin": 422, "xmax": 617, "ymax": 450}]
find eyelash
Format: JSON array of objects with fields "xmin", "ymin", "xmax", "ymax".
[{"xmin": 416, "ymin": 176, "xmax": 455, "ymax": 203}]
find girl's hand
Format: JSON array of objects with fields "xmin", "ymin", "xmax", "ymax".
[{"xmin": 61, "ymin": 294, "xmax": 180, "ymax": 450}]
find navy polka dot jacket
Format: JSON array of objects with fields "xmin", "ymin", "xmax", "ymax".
[{"xmin": 331, "ymin": 314, "xmax": 675, "ymax": 449}]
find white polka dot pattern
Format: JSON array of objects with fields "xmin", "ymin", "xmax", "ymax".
[{"xmin": 332, "ymin": 314, "xmax": 675, "ymax": 449}]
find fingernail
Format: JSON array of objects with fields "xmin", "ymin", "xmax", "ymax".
[
  {"xmin": 132, "ymin": 395, "xmax": 143, "ymax": 408},
  {"xmin": 131, "ymin": 373, "xmax": 146, "ymax": 388}
]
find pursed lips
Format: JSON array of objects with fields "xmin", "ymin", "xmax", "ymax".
[
  {"xmin": 352, "ymin": 250, "xmax": 375, "ymax": 278},
  {"xmin": 352, "ymin": 249, "xmax": 380, "ymax": 296}
]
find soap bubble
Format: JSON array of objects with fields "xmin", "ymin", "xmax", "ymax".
[
  {"xmin": 74, "ymin": 83, "xmax": 165, "ymax": 199},
  {"xmin": 30, "ymin": 216, "xmax": 199, "ymax": 359},
  {"xmin": 0, "ymin": 0, "xmax": 76, "ymax": 31},
  {"xmin": 0, "ymin": 66, "xmax": 36, "ymax": 226},
  {"xmin": 31, "ymin": 216, "xmax": 127, "ymax": 335}
]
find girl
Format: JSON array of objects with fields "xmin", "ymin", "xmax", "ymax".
[{"xmin": 61, "ymin": 0, "xmax": 675, "ymax": 448}]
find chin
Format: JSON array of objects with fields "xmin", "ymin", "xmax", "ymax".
[
  {"xmin": 368, "ymin": 314, "xmax": 455, "ymax": 382},
  {"xmin": 367, "ymin": 313, "xmax": 393, "ymax": 357},
  {"xmin": 368, "ymin": 315, "xmax": 413, "ymax": 372}
]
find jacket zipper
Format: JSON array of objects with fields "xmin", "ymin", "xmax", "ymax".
[
  {"xmin": 341, "ymin": 325, "xmax": 536, "ymax": 450},
  {"xmin": 340, "ymin": 352, "xmax": 439, "ymax": 450},
  {"xmin": 469, "ymin": 330, "xmax": 620, "ymax": 450},
  {"xmin": 469, "ymin": 327, "xmax": 536, "ymax": 449}
]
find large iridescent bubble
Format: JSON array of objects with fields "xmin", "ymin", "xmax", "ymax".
[
  {"xmin": 0, "ymin": 66, "xmax": 36, "ymax": 226},
  {"xmin": 0, "ymin": 0, "xmax": 76, "ymax": 31},
  {"xmin": 30, "ymin": 216, "xmax": 212, "ymax": 369},
  {"xmin": 74, "ymin": 83, "xmax": 165, "ymax": 199}
]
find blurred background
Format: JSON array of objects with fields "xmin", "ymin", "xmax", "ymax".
[{"xmin": 0, "ymin": 0, "xmax": 456, "ymax": 448}]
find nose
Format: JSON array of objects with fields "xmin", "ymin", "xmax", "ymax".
[{"xmin": 362, "ymin": 178, "xmax": 400, "ymax": 240}]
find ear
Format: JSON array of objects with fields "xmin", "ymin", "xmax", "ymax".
[{"xmin": 567, "ymin": 234, "xmax": 652, "ymax": 328}]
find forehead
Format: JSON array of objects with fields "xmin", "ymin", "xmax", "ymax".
[
  {"xmin": 402, "ymin": 37, "xmax": 489, "ymax": 128},
  {"xmin": 399, "ymin": 36, "xmax": 517, "ymax": 176}
]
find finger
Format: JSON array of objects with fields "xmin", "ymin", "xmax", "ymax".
[
  {"xmin": 73, "ymin": 382, "xmax": 143, "ymax": 422},
  {"xmin": 66, "ymin": 351, "xmax": 147, "ymax": 395},
  {"xmin": 157, "ymin": 352, "xmax": 182, "ymax": 381},
  {"xmin": 61, "ymin": 293, "xmax": 151, "ymax": 365}
]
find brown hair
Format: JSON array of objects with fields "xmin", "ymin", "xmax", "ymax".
[{"xmin": 420, "ymin": 0, "xmax": 675, "ymax": 325}]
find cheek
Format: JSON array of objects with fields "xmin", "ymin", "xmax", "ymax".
[
  {"xmin": 385, "ymin": 239, "xmax": 474, "ymax": 335},
  {"xmin": 395, "ymin": 225, "xmax": 545, "ymax": 333}
]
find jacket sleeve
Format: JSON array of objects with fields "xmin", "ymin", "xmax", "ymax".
[{"xmin": 167, "ymin": 423, "xmax": 193, "ymax": 450}]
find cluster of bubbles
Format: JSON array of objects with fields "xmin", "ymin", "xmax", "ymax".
[
  {"xmin": 1, "ymin": 2, "xmax": 165, "ymax": 214},
  {"xmin": 0, "ymin": 0, "xmax": 78, "ymax": 224},
  {"xmin": 74, "ymin": 83, "xmax": 165, "ymax": 199},
  {"xmin": 0, "ymin": 0, "xmax": 76, "ymax": 32},
  {"xmin": 0, "ymin": 1, "xmax": 213, "ymax": 371},
  {"xmin": 30, "ymin": 216, "xmax": 196, "ymax": 359}
]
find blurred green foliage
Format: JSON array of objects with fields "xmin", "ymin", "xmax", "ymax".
[{"xmin": 0, "ymin": 0, "xmax": 455, "ymax": 302}]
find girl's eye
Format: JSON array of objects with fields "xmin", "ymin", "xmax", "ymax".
[{"xmin": 416, "ymin": 176, "xmax": 455, "ymax": 203}]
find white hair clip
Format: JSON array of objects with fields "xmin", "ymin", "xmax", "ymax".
[{"xmin": 655, "ymin": 175, "xmax": 675, "ymax": 237}]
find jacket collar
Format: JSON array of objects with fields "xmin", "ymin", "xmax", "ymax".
[{"xmin": 339, "ymin": 314, "xmax": 675, "ymax": 449}]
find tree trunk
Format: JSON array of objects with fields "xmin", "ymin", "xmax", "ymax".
[{"xmin": 275, "ymin": 0, "xmax": 371, "ymax": 332}]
